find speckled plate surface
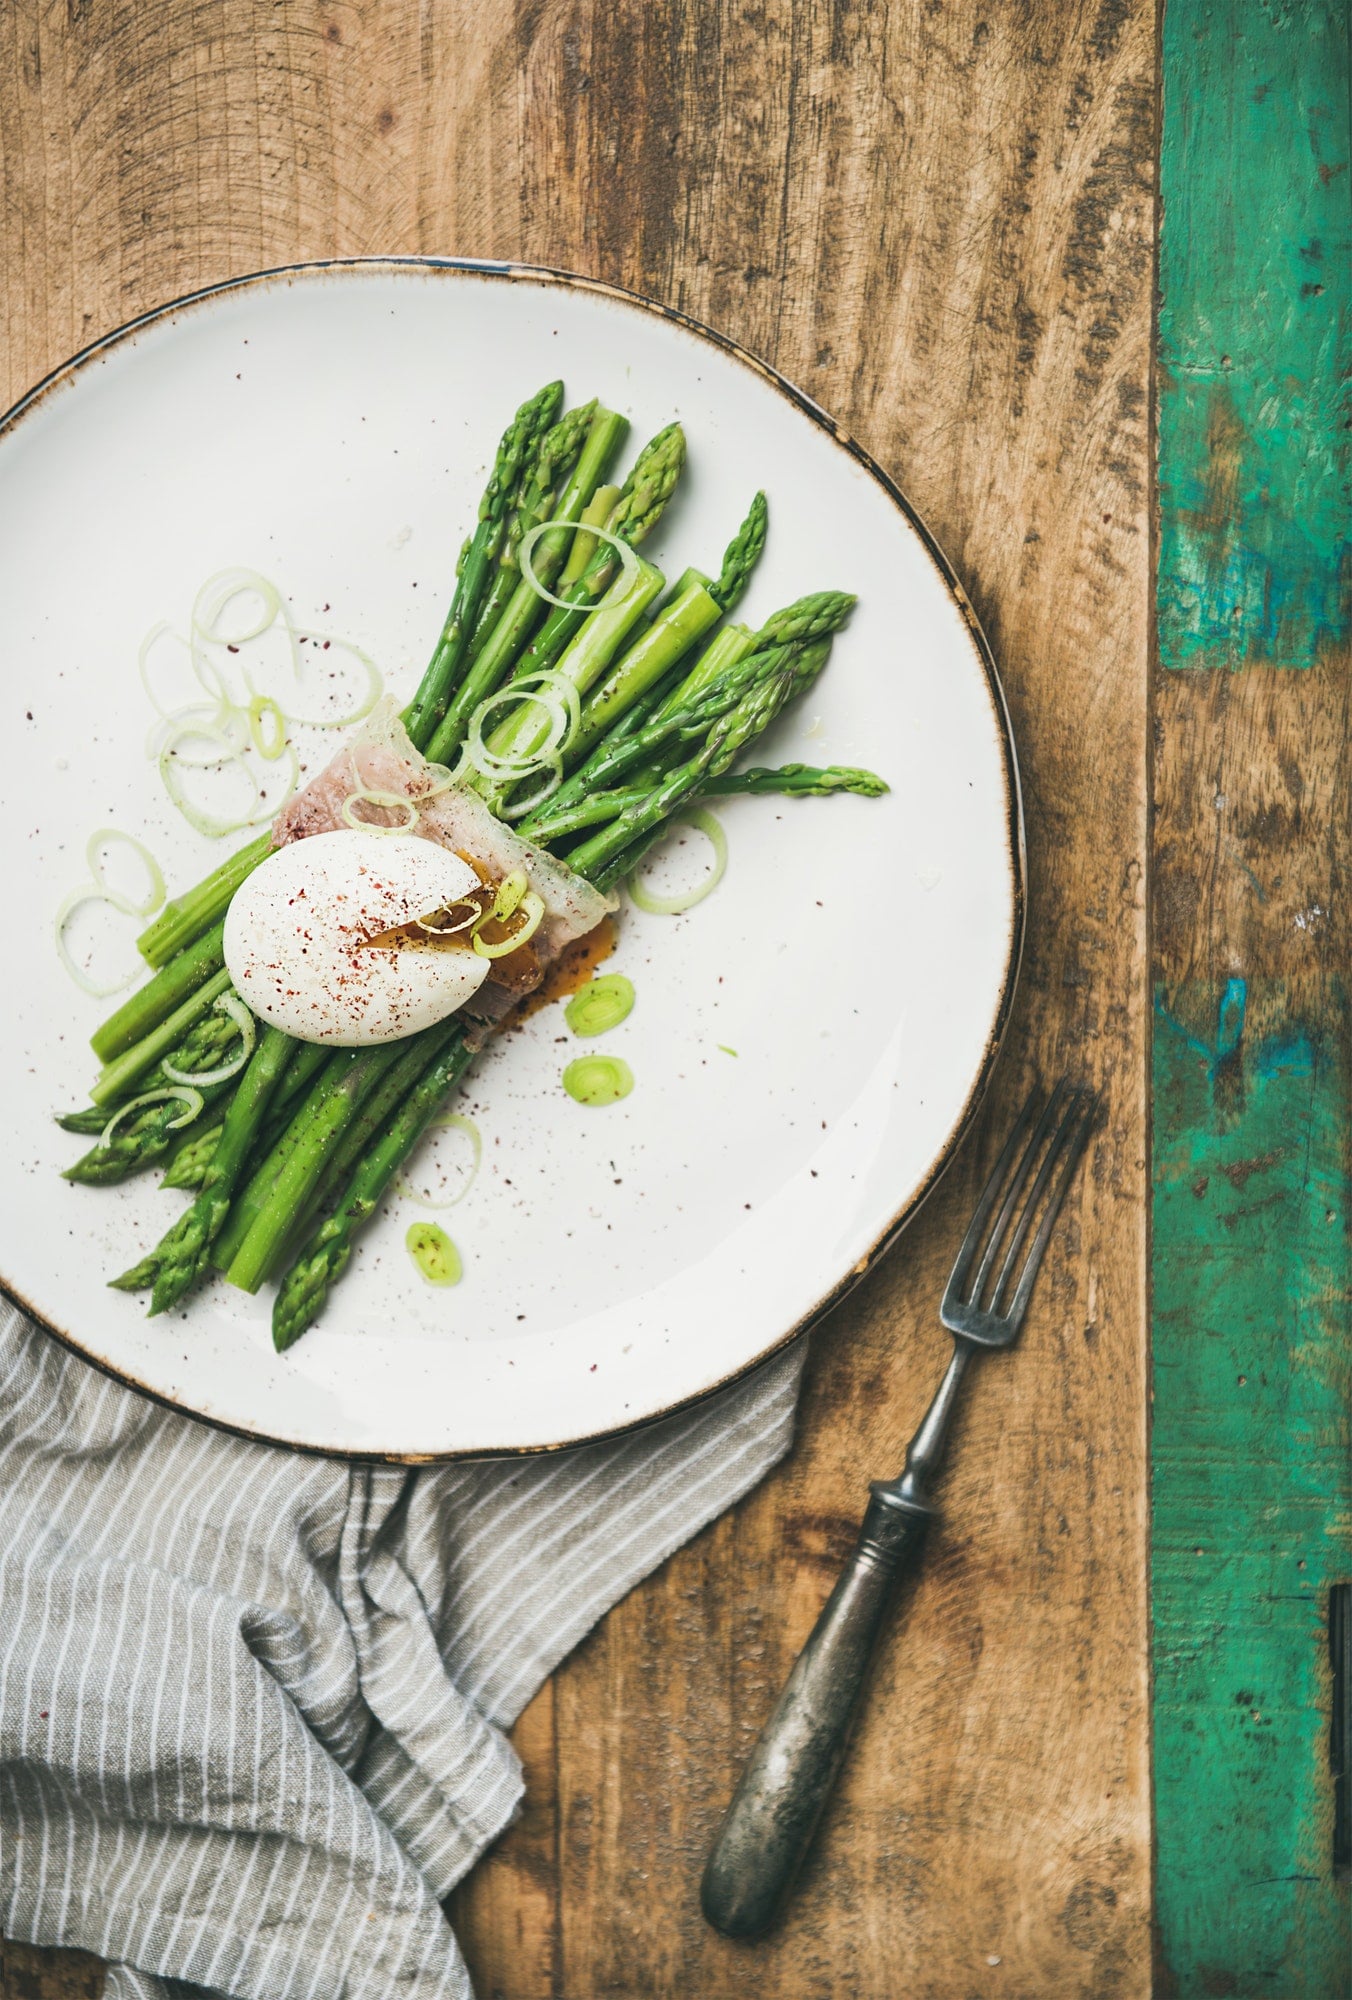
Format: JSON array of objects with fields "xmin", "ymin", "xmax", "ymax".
[{"xmin": 0, "ymin": 259, "xmax": 1022, "ymax": 1458}]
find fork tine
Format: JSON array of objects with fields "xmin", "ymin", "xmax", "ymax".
[
  {"xmin": 1001, "ymin": 1090, "xmax": 1098, "ymax": 1332},
  {"xmin": 966, "ymin": 1080, "xmax": 1072, "ymax": 1308},
  {"xmin": 941, "ymin": 1084, "xmax": 1042, "ymax": 1313},
  {"xmin": 987, "ymin": 1084, "xmax": 1088, "ymax": 1314}
]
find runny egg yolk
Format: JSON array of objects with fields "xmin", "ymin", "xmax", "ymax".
[{"xmin": 223, "ymin": 829, "xmax": 492, "ymax": 1046}]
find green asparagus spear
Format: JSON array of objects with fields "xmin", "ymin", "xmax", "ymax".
[
  {"xmin": 647, "ymin": 567, "xmax": 712, "ymax": 621},
  {"xmin": 62, "ymin": 1003, "xmax": 252, "ymax": 1181},
  {"xmin": 135, "ymin": 833, "xmax": 272, "ymax": 969},
  {"xmin": 215, "ymin": 1035, "xmax": 442, "ymax": 1288},
  {"xmin": 108, "ymin": 1251, "xmax": 160, "ymax": 1295},
  {"xmin": 467, "ymin": 428, "xmax": 688, "ymax": 785},
  {"xmin": 520, "ymin": 645, "xmax": 772, "ymax": 842},
  {"xmin": 159, "ymin": 1007, "xmax": 328, "ymax": 1195},
  {"xmin": 560, "ymin": 579, "xmax": 722, "ymax": 764},
  {"xmin": 568, "ymin": 635, "xmax": 843, "ymax": 882},
  {"xmin": 701, "ymin": 763, "xmax": 888, "ymax": 798},
  {"xmin": 424, "ymin": 408, "xmax": 629, "ymax": 763},
  {"xmin": 210, "ymin": 1050, "xmax": 353, "ymax": 1272},
  {"xmin": 402, "ymin": 380, "xmax": 564, "ymax": 752},
  {"xmin": 58, "ymin": 1104, "xmax": 123, "ymax": 1136},
  {"xmin": 465, "ymin": 398, "xmax": 600, "ymax": 661},
  {"xmin": 513, "ymin": 401, "xmax": 600, "ymax": 559},
  {"xmin": 225, "ymin": 1043, "xmax": 410, "ymax": 1292},
  {"xmin": 752, "ymin": 590, "xmax": 858, "ymax": 651},
  {"xmin": 91, "ymin": 922, "xmax": 227, "ymax": 1062},
  {"xmin": 112, "ymin": 1027, "xmax": 297, "ymax": 1312},
  {"xmin": 66, "ymin": 1091, "xmax": 219, "ymax": 1187},
  {"xmin": 306, "ymin": 1032, "xmax": 448, "ymax": 1218},
  {"xmin": 90, "ymin": 970, "xmax": 235, "ymax": 1107},
  {"xmin": 521, "ymin": 494, "xmax": 766, "ymax": 793},
  {"xmin": 517, "ymin": 625, "xmax": 756, "ymax": 838},
  {"xmin": 550, "ymin": 758, "xmax": 887, "ymax": 864},
  {"xmin": 709, "ymin": 492, "xmax": 768, "ymax": 613},
  {"xmin": 499, "ymin": 423, "xmax": 687, "ymax": 687},
  {"xmin": 251, "ymin": 1041, "xmax": 331, "ymax": 1153},
  {"xmin": 68, "ymin": 1002, "xmax": 246, "ymax": 1128},
  {"xmin": 272, "ymin": 1035, "xmax": 476, "ymax": 1351},
  {"xmin": 161, "ymin": 1115, "xmax": 225, "ymax": 1190},
  {"xmin": 521, "ymin": 603, "xmax": 850, "ymax": 842},
  {"xmin": 557, "ymin": 487, "xmax": 622, "ymax": 587}
]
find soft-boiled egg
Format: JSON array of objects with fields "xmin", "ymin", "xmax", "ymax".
[{"xmin": 223, "ymin": 829, "xmax": 491, "ymax": 1046}]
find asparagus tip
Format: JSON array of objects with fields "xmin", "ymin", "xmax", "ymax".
[{"xmin": 109, "ymin": 1260, "xmax": 156, "ymax": 1294}]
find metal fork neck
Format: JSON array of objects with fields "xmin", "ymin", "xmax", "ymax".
[{"xmin": 872, "ymin": 1339, "xmax": 973, "ymax": 1521}]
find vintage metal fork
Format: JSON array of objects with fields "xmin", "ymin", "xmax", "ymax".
[{"xmin": 701, "ymin": 1078, "xmax": 1097, "ymax": 1938}]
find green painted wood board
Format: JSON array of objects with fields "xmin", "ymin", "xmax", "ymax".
[
  {"xmin": 1157, "ymin": 0, "xmax": 1350, "ymax": 671},
  {"xmin": 1152, "ymin": 986, "xmax": 1352, "ymax": 1992},
  {"xmin": 1154, "ymin": 1, "xmax": 1352, "ymax": 1987}
]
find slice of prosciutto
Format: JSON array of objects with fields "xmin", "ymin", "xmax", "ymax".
[{"xmin": 272, "ymin": 701, "xmax": 615, "ymax": 1020}]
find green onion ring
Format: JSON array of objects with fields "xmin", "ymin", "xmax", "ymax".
[
  {"xmin": 565, "ymin": 973, "xmax": 635, "ymax": 1039},
  {"xmin": 143, "ymin": 570, "xmax": 386, "ymax": 844},
  {"xmin": 491, "ymin": 870, "xmax": 530, "ymax": 923},
  {"xmin": 54, "ymin": 890, "xmax": 141, "ymax": 999},
  {"xmin": 472, "ymin": 889, "xmax": 545, "ymax": 959},
  {"xmin": 340, "ymin": 789, "xmax": 420, "ymax": 835},
  {"xmin": 562, "ymin": 1055, "xmax": 634, "ymax": 1107},
  {"xmin": 413, "ymin": 901, "xmax": 483, "ymax": 938},
  {"xmin": 150, "ymin": 701, "xmax": 248, "ymax": 768},
  {"xmin": 248, "ymin": 695, "xmax": 288, "ymax": 761},
  {"xmin": 396, "ymin": 1112, "xmax": 482, "ymax": 1210},
  {"xmin": 137, "ymin": 621, "xmax": 197, "ymax": 723},
  {"xmin": 465, "ymin": 673, "xmax": 579, "ymax": 779},
  {"xmin": 85, "ymin": 830, "xmax": 166, "ymax": 920},
  {"xmin": 498, "ymin": 755, "xmax": 563, "ymax": 822},
  {"xmin": 628, "ymin": 808, "xmax": 728, "ymax": 916},
  {"xmin": 284, "ymin": 632, "xmax": 383, "ymax": 730},
  {"xmin": 192, "ymin": 568, "xmax": 283, "ymax": 648},
  {"xmin": 159, "ymin": 725, "xmax": 298, "ymax": 839},
  {"xmin": 99, "ymin": 1086, "xmax": 204, "ymax": 1150},
  {"xmin": 163, "ymin": 994, "xmax": 256, "ymax": 1088},
  {"xmin": 405, "ymin": 1220, "xmax": 463, "ymax": 1285},
  {"xmin": 518, "ymin": 520, "xmax": 642, "ymax": 613}
]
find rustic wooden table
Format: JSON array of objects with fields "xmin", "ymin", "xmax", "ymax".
[{"xmin": 1, "ymin": 2, "xmax": 1345, "ymax": 1996}]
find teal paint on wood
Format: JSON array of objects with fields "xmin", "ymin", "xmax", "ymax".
[
  {"xmin": 1152, "ymin": 983, "xmax": 1352, "ymax": 1993},
  {"xmin": 1158, "ymin": 0, "xmax": 1351, "ymax": 669}
]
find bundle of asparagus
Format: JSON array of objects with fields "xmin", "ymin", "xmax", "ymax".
[{"xmin": 61, "ymin": 384, "xmax": 883, "ymax": 1350}]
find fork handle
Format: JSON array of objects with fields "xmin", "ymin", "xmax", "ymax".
[{"xmin": 700, "ymin": 1489, "xmax": 930, "ymax": 1937}]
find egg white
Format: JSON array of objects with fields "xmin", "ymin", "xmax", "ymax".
[{"xmin": 223, "ymin": 829, "xmax": 491, "ymax": 1046}]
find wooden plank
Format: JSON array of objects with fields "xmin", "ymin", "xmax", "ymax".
[
  {"xmin": 1157, "ymin": 0, "xmax": 1350, "ymax": 671},
  {"xmin": 1152, "ymin": 1, "xmax": 1352, "ymax": 1989},
  {"xmin": 0, "ymin": 2, "xmax": 1155, "ymax": 1994},
  {"xmin": 447, "ymin": 1683, "xmax": 559, "ymax": 1999},
  {"xmin": 1151, "ymin": 661, "xmax": 1352, "ymax": 1995},
  {"xmin": 1153, "ymin": 976, "xmax": 1352, "ymax": 1990},
  {"xmin": 504, "ymin": 0, "xmax": 1157, "ymax": 1990},
  {"xmin": 0, "ymin": 1936, "xmax": 101, "ymax": 1999}
]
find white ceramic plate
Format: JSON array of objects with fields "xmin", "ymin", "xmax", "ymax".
[{"xmin": 0, "ymin": 260, "xmax": 1021, "ymax": 1458}]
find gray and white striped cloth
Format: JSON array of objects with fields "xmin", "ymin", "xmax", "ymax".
[{"xmin": 0, "ymin": 1305, "xmax": 804, "ymax": 1998}]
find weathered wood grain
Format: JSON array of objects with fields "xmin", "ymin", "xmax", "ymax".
[
  {"xmin": 0, "ymin": 1935, "xmax": 101, "ymax": 2000},
  {"xmin": 1152, "ymin": 4, "xmax": 1352, "ymax": 1987},
  {"xmin": 1157, "ymin": 0, "xmax": 1349, "ymax": 671},
  {"xmin": 1151, "ymin": 654, "xmax": 1352, "ymax": 1994},
  {"xmin": 0, "ymin": 2, "xmax": 1154, "ymax": 1994}
]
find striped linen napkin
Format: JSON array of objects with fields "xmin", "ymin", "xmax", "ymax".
[{"xmin": 0, "ymin": 1305, "xmax": 804, "ymax": 1998}]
